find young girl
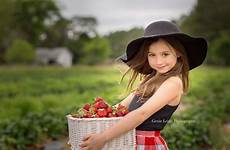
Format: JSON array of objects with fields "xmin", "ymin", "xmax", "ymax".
[{"xmin": 79, "ymin": 20, "xmax": 207, "ymax": 150}]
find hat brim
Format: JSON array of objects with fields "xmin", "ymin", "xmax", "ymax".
[{"xmin": 119, "ymin": 33, "xmax": 207, "ymax": 72}]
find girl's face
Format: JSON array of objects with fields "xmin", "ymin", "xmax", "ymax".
[{"xmin": 147, "ymin": 39, "xmax": 178, "ymax": 74}]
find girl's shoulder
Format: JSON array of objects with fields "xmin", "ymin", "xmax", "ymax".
[
  {"xmin": 162, "ymin": 76, "xmax": 183, "ymax": 90},
  {"xmin": 165, "ymin": 76, "xmax": 183, "ymax": 94},
  {"xmin": 167, "ymin": 75, "xmax": 182, "ymax": 83}
]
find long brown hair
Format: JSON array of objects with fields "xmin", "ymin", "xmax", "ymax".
[{"xmin": 120, "ymin": 37, "xmax": 190, "ymax": 102}]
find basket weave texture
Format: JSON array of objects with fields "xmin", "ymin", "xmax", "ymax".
[{"xmin": 67, "ymin": 115, "xmax": 136, "ymax": 150}]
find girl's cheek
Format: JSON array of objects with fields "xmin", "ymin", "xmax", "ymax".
[{"xmin": 148, "ymin": 58, "xmax": 154, "ymax": 64}]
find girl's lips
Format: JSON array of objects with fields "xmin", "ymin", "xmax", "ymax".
[{"xmin": 157, "ymin": 66, "xmax": 166, "ymax": 69}]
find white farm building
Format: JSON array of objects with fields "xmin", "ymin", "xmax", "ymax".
[{"xmin": 36, "ymin": 47, "xmax": 73, "ymax": 67}]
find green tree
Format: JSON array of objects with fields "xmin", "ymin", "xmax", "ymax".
[
  {"xmin": 179, "ymin": 0, "xmax": 230, "ymax": 66},
  {"xmin": 14, "ymin": 0, "xmax": 61, "ymax": 45},
  {"xmin": 66, "ymin": 16, "xmax": 99, "ymax": 64},
  {"xmin": 39, "ymin": 17, "xmax": 71, "ymax": 48},
  {"xmin": 180, "ymin": 0, "xmax": 230, "ymax": 41},
  {"xmin": 67, "ymin": 33, "xmax": 91, "ymax": 64},
  {"xmin": 4, "ymin": 39, "xmax": 35, "ymax": 64},
  {"xmin": 106, "ymin": 27, "xmax": 143, "ymax": 58},
  {"xmin": 0, "ymin": 0, "xmax": 61, "ymax": 63},
  {"xmin": 209, "ymin": 34, "xmax": 230, "ymax": 66},
  {"xmin": 80, "ymin": 37, "xmax": 111, "ymax": 65},
  {"xmin": 0, "ymin": 0, "xmax": 15, "ymax": 62},
  {"xmin": 71, "ymin": 16, "xmax": 98, "ymax": 38}
]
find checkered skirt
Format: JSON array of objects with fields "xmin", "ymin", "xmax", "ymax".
[{"xmin": 135, "ymin": 130, "xmax": 169, "ymax": 150}]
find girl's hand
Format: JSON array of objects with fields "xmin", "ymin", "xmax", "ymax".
[{"xmin": 79, "ymin": 133, "xmax": 106, "ymax": 150}]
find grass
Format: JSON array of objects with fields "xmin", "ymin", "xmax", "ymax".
[{"xmin": 0, "ymin": 64, "xmax": 132, "ymax": 122}]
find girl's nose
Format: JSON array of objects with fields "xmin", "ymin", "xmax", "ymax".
[{"xmin": 156, "ymin": 57, "xmax": 163, "ymax": 65}]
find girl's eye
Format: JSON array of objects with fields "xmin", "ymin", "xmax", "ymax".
[
  {"xmin": 162, "ymin": 53, "xmax": 169, "ymax": 56},
  {"xmin": 148, "ymin": 54, "xmax": 155, "ymax": 57}
]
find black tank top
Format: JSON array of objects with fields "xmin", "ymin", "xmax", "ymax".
[{"xmin": 128, "ymin": 94, "xmax": 179, "ymax": 131}]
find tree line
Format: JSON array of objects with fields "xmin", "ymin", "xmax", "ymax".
[
  {"xmin": 0, "ymin": 0, "xmax": 229, "ymax": 66},
  {"xmin": 179, "ymin": 0, "xmax": 230, "ymax": 66}
]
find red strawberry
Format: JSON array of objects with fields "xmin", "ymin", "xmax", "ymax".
[
  {"xmin": 106, "ymin": 107, "xmax": 113, "ymax": 113},
  {"xmin": 92, "ymin": 107, "xmax": 98, "ymax": 113},
  {"xmin": 94, "ymin": 102, "xmax": 101, "ymax": 109},
  {"xmin": 107, "ymin": 113, "xmax": 113, "ymax": 117},
  {"xmin": 107, "ymin": 113, "xmax": 112, "ymax": 117},
  {"xmin": 72, "ymin": 96, "xmax": 126, "ymax": 118},
  {"xmin": 94, "ymin": 101, "xmax": 108, "ymax": 109},
  {"xmin": 94, "ymin": 97, "xmax": 104, "ymax": 103},
  {"xmin": 83, "ymin": 112, "xmax": 93, "ymax": 118},
  {"xmin": 98, "ymin": 101, "xmax": 108, "ymax": 109},
  {"xmin": 92, "ymin": 114, "xmax": 99, "ymax": 118},
  {"xmin": 122, "ymin": 109, "xmax": 129, "ymax": 115},
  {"xmin": 117, "ymin": 104, "xmax": 125, "ymax": 110},
  {"xmin": 97, "ymin": 108, "xmax": 107, "ymax": 117},
  {"xmin": 83, "ymin": 103, "xmax": 91, "ymax": 111},
  {"xmin": 108, "ymin": 113, "xmax": 116, "ymax": 117},
  {"xmin": 116, "ymin": 111, "xmax": 123, "ymax": 117}
]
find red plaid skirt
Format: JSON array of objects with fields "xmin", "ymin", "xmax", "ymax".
[{"xmin": 135, "ymin": 130, "xmax": 169, "ymax": 150}]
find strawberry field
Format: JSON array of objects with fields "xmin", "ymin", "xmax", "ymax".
[{"xmin": 0, "ymin": 65, "xmax": 229, "ymax": 149}]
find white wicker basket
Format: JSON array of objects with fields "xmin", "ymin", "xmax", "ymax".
[{"xmin": 66, "ymin": 115, "xmax": 136, "ymax": 150}]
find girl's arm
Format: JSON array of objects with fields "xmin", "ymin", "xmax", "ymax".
[
  {"xmin": 101, "ymin": 76, "xmax": 182, "ymax": 143},
  {"xmin": 113, "ymin": 92, "xmax": 135, "ymax": 108}
]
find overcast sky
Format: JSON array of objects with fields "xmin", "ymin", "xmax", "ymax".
[{"xmin": 57, "ymin": 0, "xmax": 197, "ymax": 35}]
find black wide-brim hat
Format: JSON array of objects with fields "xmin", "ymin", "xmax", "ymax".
[{"xmin": 118, "ymin": 21, "xmax": 208, "ymax": 74}]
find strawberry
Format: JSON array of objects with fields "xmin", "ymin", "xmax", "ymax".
[
  {"xmin": 107, "ymin": 113, "xmax": 112, "ymax": 117},
  {"xmin": 107, "ymin": 113, "xmax": 113, "ymax": 117},
  {"xmin": 94, "ymin": 102, "xmax": 101, "ymax": 109},
  {"xmin": 94, "ymin": 101, "xmax": 108, "ymax": 109},
  {"xmin": 106, "ymin": 107, "xmax": 113, "ymax": 113},
  {"xmin": 92, "ymin": 107, "xmax": 98, "ymax": 113},
  {"xmin": 83, "ymin": 103, "xmax": 91, "ymax": 111},
  {"xmin": 92, "ymin": 114, "xmax": 99, "ymax": 118},
  {"xmin": 122, "ymin": 109, "xmax": 129, "ymax": 115},
  {"xmin": 83, "ymin": 112, "xmax": 93, "ymax": 118},
  {"xmin": 94, "ymin": 97, "xmax": 104, "ymax": 103},
  {"xmin": 71, "ymin": 96, "xmax": 129, "ymax": 118},
  {"xmin": 117, "ymin": 104, "xmax": 126, "ymax": 110},
  {"xmin": 98, "ymin": 101, "xmax": 108, "ymax": 109},
  {"xmin": 107, "ymin": 113, "xmax": 117, "ymax": 117},
  {"xmin": 97, "ymin": 108, "xmax": 107, "ymax": 117},
  {"xmin": 116, "ymin": 111, "xmax": 123, "ymax": 117}
]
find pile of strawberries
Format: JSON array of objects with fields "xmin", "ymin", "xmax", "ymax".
[{"xmin": 71, "ymin": 97, "xmax": 129, "ymax": 118}]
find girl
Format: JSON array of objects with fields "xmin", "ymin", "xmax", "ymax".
[{"xmin": 79, "ymin": 20, "xmax": 207, "ymax": 150}]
